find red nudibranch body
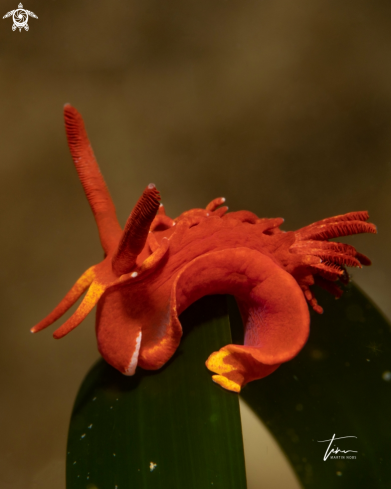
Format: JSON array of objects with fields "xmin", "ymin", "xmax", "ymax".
[{"xmin": 32, "ymin": 105, "xmax": 377, "ymax": 392}]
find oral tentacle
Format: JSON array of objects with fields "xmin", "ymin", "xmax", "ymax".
[
  {"xmin": 63, "ymin": 104, "xmax": 122, "ymax": 254},
  {"xmin": 112, "ymin": 184, "xmax": 161, "ymax": 276},
  {"xmin": 31, "ymin": 266, "xmax": 96, "ymax": 333},
  {"xmin": 53, "ymin": 281, "xmax": 106, "ymax": 339}
]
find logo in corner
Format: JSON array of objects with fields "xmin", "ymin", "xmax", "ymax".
[{"xmin": 3, "ymin": 3, "xmax": 38, "ymax": 32}]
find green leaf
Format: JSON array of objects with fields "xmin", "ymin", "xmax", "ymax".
[
  {"xmin": 66, "ymin": 295, "xmax": 247, "ymax": 489},
  {"xmin": 237, "ymin": 284, "xmax": 391, "ymax": 488}
]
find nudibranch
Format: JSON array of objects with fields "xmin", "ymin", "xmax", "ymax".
[{"xmin": 31, "ymin": 105, "xmax": 377, "ymax": 392}]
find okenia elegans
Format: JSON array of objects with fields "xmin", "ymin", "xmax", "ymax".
[{"xmin": 31, "ymin": 105, "xmax": 377, "ymax": 392}]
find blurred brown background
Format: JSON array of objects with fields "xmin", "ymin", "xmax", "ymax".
[{"xmin": 1, "ymin": 0, "xmax": 390, "ymax": 488}]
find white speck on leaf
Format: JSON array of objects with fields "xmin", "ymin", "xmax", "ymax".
[
  {"xmin": 88, "ymin": 424, "xmax": 93, "ymax": 429},
  {"xmin": 81, "ymin": 434, "xmax": 86, "ymax": 439},
  {"xmin": 150, "ymin": 462, "xmax": 157, "ymax": 472}
]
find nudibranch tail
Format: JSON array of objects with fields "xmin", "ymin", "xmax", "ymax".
[
  {"xmin": 165, "ymin": 247, "xmax": 310, "ymax": 392},
  {"xmin": 207, "ymin": 349, "xmax": 281, "ymax": 393},
  {"xmin": 112, "ymin": 184, "xmax": 161, "ymax": 275},
  {"xmin": 64, "ymin": 104, "xmax": 122, "ymax": 254},
  {"xmin": 30, "ymin": 266, "xmax": 96, "ymax": 333}
]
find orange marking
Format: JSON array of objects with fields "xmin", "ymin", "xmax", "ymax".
[
  {"xmin": 206, "ymin": 350, "xmax": 236, "ymax": 374},
  {"xmin": 31, "ymin": 266, "xmax": 96, "ymax": 333},
  {"xmin": 212, "ymin": 375, "xmax": 241, "ymax": 393},
  {"xmin": 53, "ymin": 281, "xmax": 105, "ymax": 339}
]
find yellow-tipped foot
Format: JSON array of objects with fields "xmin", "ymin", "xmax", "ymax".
[
  {"xmin": 206, "ymin": 349, "xmax": 236, "ymax": 374},
  {"xmin": 212, "ymin": 375, "xmax": 241, "ymax": 393}
]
